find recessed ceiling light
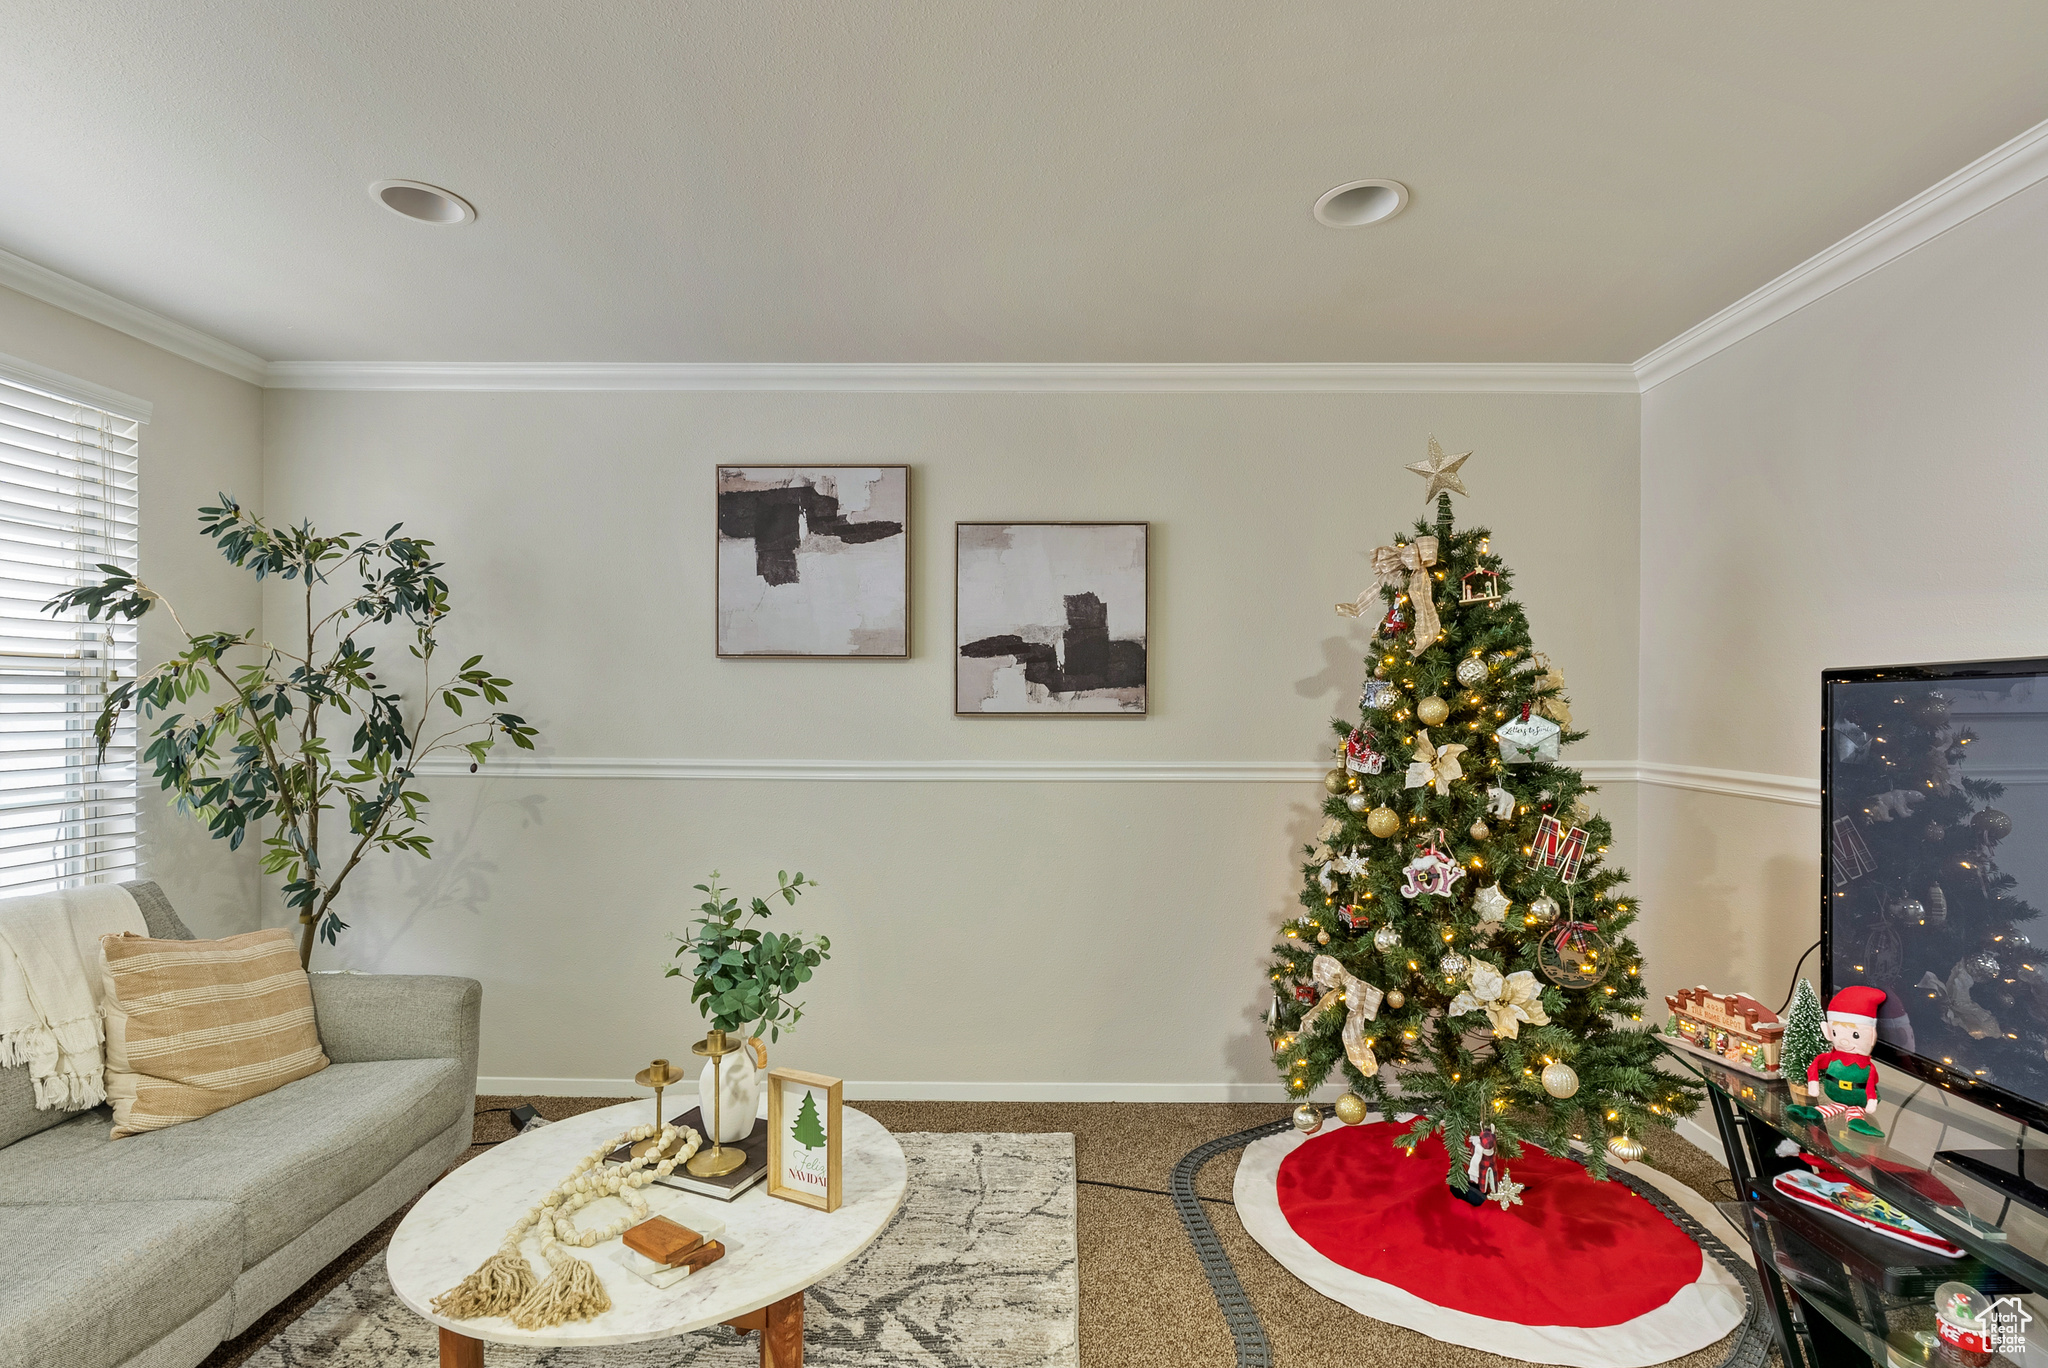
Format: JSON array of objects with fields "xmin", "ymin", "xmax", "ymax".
[
  {"xmin": 370, "ymin": 179, "xmax": 476, "ymax": 226},
  {"xmin": 1313, "ymin": 179, "xmax": 1409, "ymax": 228}
]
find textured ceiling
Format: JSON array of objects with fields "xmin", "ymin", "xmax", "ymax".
[{"xmin": 2, "ymin": 1, "xmax": 2045, "ymax": 364}]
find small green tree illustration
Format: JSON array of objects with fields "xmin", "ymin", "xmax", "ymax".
[{"xmin": 791, "ymin": 1091, "xmax": 827, "ymax": 1150}]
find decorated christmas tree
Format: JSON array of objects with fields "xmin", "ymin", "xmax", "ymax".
[
  {"xmin": 1780, "ymin": 978, "xmax": 1828, "ymax": 1084},
  {"xmin": 1266, "ymin": 442, "xmax": 1700, "ymax": 1190},
  {"xmin": 1827, "ymin": 683, "xmax": 2045, "ymax": 1096}
]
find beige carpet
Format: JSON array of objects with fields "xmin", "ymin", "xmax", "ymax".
[{"xmin": 198, "ymin": 1097, "xmax": 1748, "ymax": 1368}]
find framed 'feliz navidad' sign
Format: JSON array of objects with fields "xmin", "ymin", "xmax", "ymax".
[{"xmin": 766, "ymin": 1067, "xmax": 843, "ymax": 1211}]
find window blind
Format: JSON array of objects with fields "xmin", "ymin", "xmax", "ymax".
[{"xmin": 0, "ymin": 377, "xmax": 139, "ymax": 894}]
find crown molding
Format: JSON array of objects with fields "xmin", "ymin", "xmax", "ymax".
[
  {"xmin": 261, "ymin": 360, "xmax": 1640, "ymax": 393},
  {"xmin": 1634, "ymin": 115, "xmax": 2048, "ymax": 391},
  {"xmin": 411, "ymin": 755, "xmax": 1645, "ymax": 784},
  {"xmin": 0, "ymin": 246, "xmax": 266, "ymax": 386},
  {"xmin": 0, "ymin": 349, "xmax": 152, "ymax": 424}
]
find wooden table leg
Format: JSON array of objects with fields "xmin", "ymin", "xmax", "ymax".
[
  {"xmin": 439, "ymin": 1327, "xmax": 484, "ymax": 1368},
  {"xmin": 762, "ymin": 1291, "xmax": 803, "ymax": 1368}
]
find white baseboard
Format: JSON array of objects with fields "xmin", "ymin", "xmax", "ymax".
[
  {"xmin": 478, "ymin": 1076, "xmax": 1336, "ymax": 1103},
  {"xmin": 1674, "ymin": 1115, "xmax": 1727, "ymax": 1167}
]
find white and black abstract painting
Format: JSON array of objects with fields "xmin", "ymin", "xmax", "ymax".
[
  {"xmin": 718, "ymin": 466, "xmax": 909, "ymax": 657},
  {"xmin": 955, "ymin": 523, "xmax": 1147, "ymax": 715}
]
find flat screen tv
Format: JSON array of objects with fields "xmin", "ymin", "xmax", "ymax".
[{"xmin": 1823, "ymin": 656, "xmax": 2048, "ymax": 1130}]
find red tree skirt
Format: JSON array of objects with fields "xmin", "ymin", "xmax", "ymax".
[{"xmin": 1236, "ymin": 1120, "xmax": 1742, "ymax": 1366}]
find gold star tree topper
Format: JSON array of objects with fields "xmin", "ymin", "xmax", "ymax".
[{"xmin": 1405, "ymin": 435, "xmax": 1472, "ymax": 501}]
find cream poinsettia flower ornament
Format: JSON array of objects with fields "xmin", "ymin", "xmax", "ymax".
[
  {"xmin": 1404, "ymin": 730, "xmax": 1466, "ymax": 796},
  {"xmin": 1448, "ymin": 960, "xmax": 1551, "ymax": 1039}
]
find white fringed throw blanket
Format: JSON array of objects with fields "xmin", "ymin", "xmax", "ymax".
[{"xmin": 0, "ymin": 885, "xmax": 146, "ymax": 1108}]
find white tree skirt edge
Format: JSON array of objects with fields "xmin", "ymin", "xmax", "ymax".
[{"xmin": 1232, "ymin": 1121, "xmax": 1746, "ymax": 1368}]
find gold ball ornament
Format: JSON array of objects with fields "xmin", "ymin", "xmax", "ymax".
[
  {"xmin": 1324, "ymin": 769, "xmax": 1349, "ymax": 795},
  {"xmin": 1456, "ymin": 656, "xmax": 1488, "ymax": 687},
  {"xmin": 1346, "ymin": 790, "xmax": 1371, "ymax": 813},
  {"xmin": 1975, "ymin": 808, "xmax": 2013, "ymax": 843},
  {"xmin": 1527, "ymin": 894, "xmax": 1560, "ymax": 926},
  {"xmin": 1417, "ymin": 696, "xmax": 1451, "ymax": 726},
  {"xmin": 1316, "ymin": 930, "xmax": 1331, "ymax": 945},
  {"xmin": 1292, "ymin": 1103, "xmax": 1324, "ymax": 1134},
  {"xmin": 1470, "ymin": 819, "xmax": 1490, "ymax": 841},
  {"xmin": 1540, "ymin": 1061, "xmax": 1580, "ymax": 1098},
  {"xmin": 1366, "ymin": 806, "xmax": 1401, "ymax": 839},
  {"xmin": 1608, "ymin": 1134, "xmax": 1645, "ymax": 1165},
  {"xmin": 1374, "ymin": 662, "xmax": 1388, "ymax": 677},
  {"xmin": 1333, "ymin": 1093, "xmax": 1368, "ymax": 1126},
  {"xmin": 1385, "ymin": 988, "xmax": 1405, "ymax": 1008}
]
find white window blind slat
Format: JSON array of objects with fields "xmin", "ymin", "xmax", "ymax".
[{"xmin": 0, "ymin": 377, "xmax": 140, "ymax": 893}]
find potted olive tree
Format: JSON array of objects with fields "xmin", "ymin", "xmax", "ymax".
[{"xmin": 45, "ymin": 494, "xmax": 536, "ymax": 966}]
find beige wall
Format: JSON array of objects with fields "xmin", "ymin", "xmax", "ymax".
[
  {"xmin": 0, "ymin": 285, "xmax": 264, "ymax": 936},
  {"xmin": 261, "ymin": 388, "xmax": 1642, "ymax": 1094},
  {"xmin": 1636, "ymin": 178, "xmax": 2048, "ymax": 1014}
]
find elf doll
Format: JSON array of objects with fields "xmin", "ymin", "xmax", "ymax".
[{"xmin": 1786, "ymin": 986, "xmax": 1887, "ymax": 1137}]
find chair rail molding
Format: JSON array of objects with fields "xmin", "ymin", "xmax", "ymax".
[
  {"xmin": 410, "ymin": 754, "xmax": 1811, "ymax": 802},
  {"xmin": 1630, "ymin": 761, "xmax": 1820, "ymax": 807}
]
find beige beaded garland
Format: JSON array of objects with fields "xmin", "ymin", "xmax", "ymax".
[{"xmin": 433, "ymin": 1120, "xmax": 704, "ymax": 1329}]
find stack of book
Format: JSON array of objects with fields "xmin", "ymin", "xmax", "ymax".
[{"xmin": 607, "ymin": 1107, "xmax": 770, "ymax": 1201}]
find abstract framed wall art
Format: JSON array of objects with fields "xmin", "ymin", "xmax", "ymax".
[
  {"xmin": 716, "ymin": 466, "xmax": 909, "ymax": 657},
  {"xmin": 955, "ymin": 522, "xmax": 1148, "ymax": 715}
]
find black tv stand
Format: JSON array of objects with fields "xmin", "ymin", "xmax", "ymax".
[{"xmin": 1938, "ymin": 1147, "xmax": 2048, "ymax": 1217}]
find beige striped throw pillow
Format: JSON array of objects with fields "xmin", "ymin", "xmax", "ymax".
[{"xmin": 99, "ymin": 927, "xmax": 329, "ymax": 1138}]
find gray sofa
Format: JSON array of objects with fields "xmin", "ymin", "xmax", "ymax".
[{"xmin": 0, "ymin": 882, "xmax": 480, "ymax": 1368}]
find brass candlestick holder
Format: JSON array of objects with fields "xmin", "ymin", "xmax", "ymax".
[
  {"xmin": 687, "ymin": 1028, "xmax": 747, "ymax": 1178},
  {"xmin": 630, "ymin": 1058, "xmax": 686, "ymax": 1160}
]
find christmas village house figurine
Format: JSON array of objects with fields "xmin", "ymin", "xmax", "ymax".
[
  {"xmin": 1786, "ymin": 986, "xmax": 1888, "ymax": 1137},
  {"xmin": 1662, "ymin": 986, "xmax": 1787, "ymax": 1078}
]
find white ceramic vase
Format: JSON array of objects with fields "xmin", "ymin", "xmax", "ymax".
[{"xmin": 698, "ymin": 1032, "xmax": 766, "ymax": 1143}]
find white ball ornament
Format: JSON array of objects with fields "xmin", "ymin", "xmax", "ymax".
[
  {"xmin": 1292, "ymin": 1102, "xmax": 1324, "ymax": 1134},
  {"xmin": 1346, "ymin": 790, "xmax": 1371, "ymax": 813},
  {"xmin": 1373, "ymin": 925, "xmax": 1402, "ymax": 953},
  {"xmin": 1457, "ymin": 656, "xmax": 1489, "ymax": 687},
  {"xmin": 1541, "ymin": 1061, "xmax": 1580, "ymax": 1098}
]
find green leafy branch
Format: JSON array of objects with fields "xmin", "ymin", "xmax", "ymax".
[{"xmin": 43, "ymin": 494, "xmax": 538, "ymax": 965}]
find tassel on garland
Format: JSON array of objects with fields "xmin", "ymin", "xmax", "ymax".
[
  {"xmin": 509, "ymin": 1242, "xmax": 612, "ymax": 1330},
  {"xmin": 433, "ymin": 1120, "xmax": 700, "ymax": 1329},
  {"xmin": 430, "ymin": 1244, "xmax": 539, "ymax": 1320}
]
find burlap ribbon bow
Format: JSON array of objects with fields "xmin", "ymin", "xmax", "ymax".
[
  {"xmin": 1298, "ymin": 954, "xmax": 1385, "ymax": 1073},
  {"xmin": 1370, "ymin": 536, "xmax": 1441, "ymax": 658}
]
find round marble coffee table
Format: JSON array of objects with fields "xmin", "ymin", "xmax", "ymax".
[{"xmin": 388, "ymin": 1100, "xmax": 908, "ymax": 1367}]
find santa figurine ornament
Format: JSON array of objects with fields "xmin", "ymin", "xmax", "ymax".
[{"xmin": 1786, "ymin": 986, "xmax": 1887, "ymax": 1137}]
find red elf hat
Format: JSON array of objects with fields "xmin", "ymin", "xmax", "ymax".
[{"xmin": 1826, "ymin": 985, "xmax": 1886, "ymax": 1024}]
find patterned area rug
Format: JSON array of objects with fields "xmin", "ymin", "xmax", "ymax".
[{"xmin": 244, "ymin": 1133, "xmax": 1077, "ymax": 1367}]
